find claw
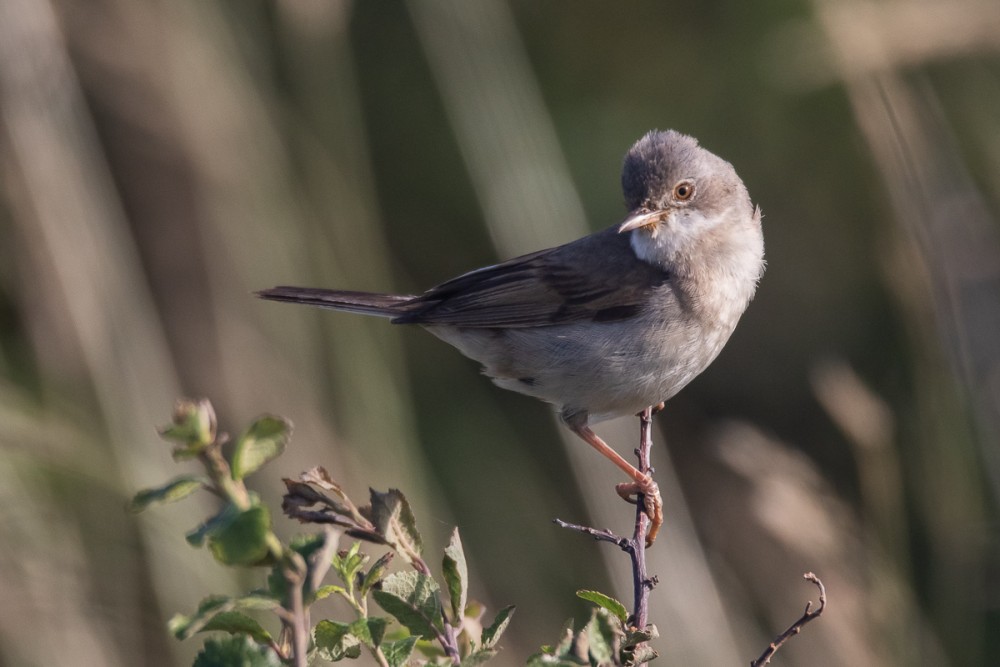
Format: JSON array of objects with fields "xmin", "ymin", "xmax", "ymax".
[{"xmin": 615, "ymin": 477, "xmax": 663, "ymax": 546}]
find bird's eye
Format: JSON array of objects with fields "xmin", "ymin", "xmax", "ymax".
[{"xmin": 673, "ymin": 181, "xmax": 694, "ymax": 201}]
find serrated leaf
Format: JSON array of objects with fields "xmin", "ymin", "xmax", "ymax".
[
  {"xmin": 208, "ymin": 505, "xmax": 275, "ymax": 566},
  {"xmin": 372, "ymin": 571, "xmax": 444, "ymax": 639},
  {"xmin": 481, "ymin": 605, "xmax": 515, "ymax": 650},
  {"xmin": 442, "ymin": 528, "xmax": 468, "ymax": 624},
  {"xmin": 130, "ymin": 475, "xmax": 206, "ymax": 513},
  {"xmin": 366, "ymin": 489, "xmax": 423, "ymax": 564},
  {"xmin": 585, "ymin": 609, "xmax": 620, "ymax": 666},
  {"xmin": 381, "ymin": 636, "xmax": 418, "ymax": 667},
  {"xmin": 361, "ymin": 551, "xmax": 394, "ymax": 596},
  {"xmin": 230, "ymin": 416, "xmax": 291, "ymax": 480},
  {"xmin": 576, "ymin": 590, "xmax": 629, "ymax": 625},
  {"xmin": 169, "ymin": 594, "xmax": 279, "ymax": 640},
  {"xmin": 314, "ymin": 620, "xmax": 362, "ymax": 661},
  {"xmin": 193, "ymin": 635, "xmax": 280, "ymax": 667}
]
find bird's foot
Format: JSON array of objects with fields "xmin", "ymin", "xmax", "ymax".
[{"xmin": 615, "ymin": 476, "xmax": 663, "ymax": 546}]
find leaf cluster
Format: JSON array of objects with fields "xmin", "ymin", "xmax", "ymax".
[
  {"xmin": 132, "ymin": 399, "xmax": 515, "ymax": 666},
  {"xmin": 286, "ymin": 468, "xmax": 516, "ymax": 666},
  {"xmin": 527, "ymin": 590, "xmax": 657, "ymax": 667}
]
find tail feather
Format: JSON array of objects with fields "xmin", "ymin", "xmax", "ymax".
[{"xmin": 256, "ymin": 286, "xmax": 416, "ymax": 318}]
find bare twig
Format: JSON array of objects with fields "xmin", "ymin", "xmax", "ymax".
[
  {"xmin": 552, "ymin": 519, "xmax": 629, "ymax": 548},
  {"xmin": 284, "ymin": 553, "xmax": 309, "ymax": 667},
  {"xmin": 630, "ymin": 408, "xmax": 655, "ymax": 630},
  {"xmin": 750, "ymin": 573, "xmax": 827, "ymax": 667}
]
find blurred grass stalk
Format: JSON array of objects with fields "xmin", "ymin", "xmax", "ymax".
[
  {"xmin": 809, "ymin": 0, "xmax": 1000, "ymax": 663},
  {"xmin": 0, "ymin": 0, "xmax": 229, "ymax": 664}
]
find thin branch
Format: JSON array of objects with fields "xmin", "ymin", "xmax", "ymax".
[
  {"xmin": 284, "ymin": 556, "xmax": 310, "ymax": 667},
  {"xmin": 552, "ymin": 519, "xmax": 629, "ymax": 548},
  {"xmin": 629, "ymin": 408, "xmax": 655, "ymax": 631},
  {"xmin": 750, "ymin": 573, "xmax": 827, "ymax": 667},
  {"xmin": 554, "ymin": 406, "xmax": 658, "ymax": 633}
]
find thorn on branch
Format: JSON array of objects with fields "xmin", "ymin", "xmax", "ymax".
[{"xmin": 750, "ymin": 572, "xmax": 827, "ymax": 667}]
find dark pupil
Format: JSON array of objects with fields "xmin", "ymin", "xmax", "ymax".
[{"xmin": 677, "ymin": 185, "xmax": 689, "ymax": 198}]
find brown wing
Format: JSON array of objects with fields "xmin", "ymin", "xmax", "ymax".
[{"xmin": 392, "ymin": 226, "xmax": 672, "ymax": 328}]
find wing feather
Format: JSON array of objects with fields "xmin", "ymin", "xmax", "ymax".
[{"xmin": 392, "ymin": 226, "xmax": 671, "ymax": 328}]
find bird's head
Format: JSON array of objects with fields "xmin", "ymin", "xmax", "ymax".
[{"xmin": 618, "ymin": 130, "xmax": 758, "ymax": 270}]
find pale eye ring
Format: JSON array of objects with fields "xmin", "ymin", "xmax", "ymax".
[{"xmin": 673, "ymin": 181, "xmax": 695, "ymax": 201}]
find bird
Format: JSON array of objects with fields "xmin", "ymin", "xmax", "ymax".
[{"xmin": 258, "ymin": 129, "xmax": 765, "ymax": 545}]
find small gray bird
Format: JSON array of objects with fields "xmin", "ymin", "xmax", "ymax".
[{"xmin": 259, "ymin": 130, "xmax": 765, "ymax": 545}]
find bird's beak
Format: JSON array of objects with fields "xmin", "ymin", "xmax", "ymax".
[{"xmin": 618, "ymin": 209, "xmax": 662, "ymax": 234}]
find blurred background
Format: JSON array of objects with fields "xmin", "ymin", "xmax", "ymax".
[{"xmin": 1, "ymin": 0, "xmax": 999, "ymax": 665}]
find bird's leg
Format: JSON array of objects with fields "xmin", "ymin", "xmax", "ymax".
[{"xmin": 566, "ymin": 418, "xmax": 663, "ymax": 546}]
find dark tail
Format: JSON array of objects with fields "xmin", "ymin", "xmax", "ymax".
[{"xmin": 256, "ymin": 286, "xmax": 416, "ymax": 318}]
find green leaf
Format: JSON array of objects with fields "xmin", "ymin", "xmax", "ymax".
[
  {"xmin": 367, "ymin": 489, "xmax": 423, "ymax": 564},
  {"xmin": 230, "ymin": 416, "xmax": 291, "ymax": 480},
  {"xmin": 332, "ymin": 541, "xmax": 370, "ymax": 587},
  {"xmin": 315, "ymin": 584, "xmax": 348, "ymax": 601},
  {"xmin": 481, "ymin": 605, "xmax": 515, "ymax": 650},
  {"xmin": 130, "ymin": 475, "xmax": 206, "ymax": 513},
  {"xmin": 161, "ymin": 398, "xmax": 217, "ymax": 459},
  {"xmin": 207, "ymin": 505, "xmax": 275, "ymax": 566},
  {"xmin": 193, "ymin": 635, "xmax": 280, "ymax": 667},
  {"xmin": 364, "ymin": 617, "xmax": 389, "ymax": 648},
  {"xmin": 442, "ymin": 528, "xmax": 468, "ymax": 624},
  {"xmin": 185, "ymin": 503, "xmax": 237, "ymax": 547},
  {"xmin": 314, "ymin": 620, "xmax": 362, "ymax": 661},
  {"xmin": 288, "ymin": 532, "xmax": 328, "ymax": 560},
  {"xmin": 381, "ymin": 636, "xmax": 418, "ymax": 667},
  {"xmin": 585, "ymin": 609, "xmax": 619, "ymax": 666},
  {"xmin": 199, "ymin": 611, "xmax": 272, "ymax": 644},
  {"xmin": 361, "ymin": 551, "xmax": 394, "ymax": 596},
  {"xmin": 169, "ymin": 594, "xmax": 279, "ymax": 640},
  {"xmin": 372, "ymin": 571, "xmax": 444, "ymax": 639},
  {"xmin": 576, "ymin": 590, "xmax": 629, "ymax": 625}
]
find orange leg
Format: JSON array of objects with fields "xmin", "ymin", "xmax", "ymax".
[{"xmin": 566, "ymin": 417, "xmax": 663, "ymax": 546}]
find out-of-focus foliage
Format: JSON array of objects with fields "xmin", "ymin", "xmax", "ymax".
[
  {"xmin": 133, "ymin": 399, "xmax": 516, "ymax": 666},
  {"xmin": 1, "ymin": 0, "xmax": 998, "ymax": 665}
]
